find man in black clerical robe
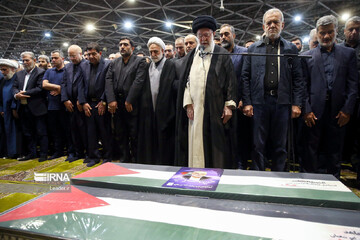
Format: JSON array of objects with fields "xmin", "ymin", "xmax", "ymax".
[
  {"xmin": 137, "ymin": 37, "xmax": 176, "ymax": 165},
  {"xmin": 175, "ymin": 16, "xmax": 237, "ymax": 169}
]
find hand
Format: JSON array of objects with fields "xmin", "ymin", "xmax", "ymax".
[
  {"xmin": 304, "ymin": 112, "xmax": 317, "ymax": 127},
  {"xmin": 336, "ymin": 111, "xmax": 350, "ymax": 127},
  {"xmin": 237, "ymin": 100, "xmax": 243, "ymax": 110},
  {"xmin": 125, "ymin": 101, "xmax": 133, "ymax": 112},
  {"xmin": 291, "ymin": 105, "xmax": 301, "ymax": 119},
  {"xmin": 50, "ymin": 86, "xmax": 61, "ymax": 96},
  {"xmin": 15, "ymin": 91, "xmax": 30, "ymax": 100},
  {"xmin": 243, "ymin": 105, "xmax": 253, "ymax": 117},
  {"xmin": 77, "ymin": 100, "xmax": 83, "ymax": 112},
  {"xmin": 186, "ymin": 104, "xmax": 194, "ymax": 120},
  {"xmin": 221, "ymin": 106, "xmax": 232, "ymax": 124},
  {"xmin": 83, "ymin": 103, "xmax": 92, "ymax": 117},
  {"xmin": 64, "ymin": 100, "xmax": 74, "ymax": 112},
  {"xmin": 108, "ymin": 101, "xmax": 118, "ymax": 114},
  {"xmin": 12, "ymin": 110, "xmax": 18, "ymax": 119},
  {"xmin": 0, "ymin": 112, "xmax": 3, "ymax": 117},
  {"xmin": 96, "ymin": 101, "xmax": 106, "ymax": 116}
]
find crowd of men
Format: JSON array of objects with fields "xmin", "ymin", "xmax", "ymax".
[{"xmin": 0, "ymin": 8, "xmax": 359, "ymax": 183}]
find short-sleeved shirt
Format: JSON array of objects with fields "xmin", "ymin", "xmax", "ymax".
[{"xmin": 43, "ymin": 67, "xmax": 64, "ymax": 110}]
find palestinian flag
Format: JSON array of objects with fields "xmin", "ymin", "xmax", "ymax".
[
  {"xmin": 71, "ymin": 162, "xmax": 360, "ymax": 210},
  {"xmin": 1, "ymin": 184, "xmax": 360, "ymax": 239}
]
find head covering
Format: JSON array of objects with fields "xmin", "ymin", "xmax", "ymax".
[
  {"xmin": 0, "ymin": 59, "xmax": 18, "ymax": 69},
  {"xmin": 147, "ymin": 37, "xmax": 165, "ymax": 50},
  {"xmin": 192, "ymin": 15, "xmax": 217, "ymax": 34}
]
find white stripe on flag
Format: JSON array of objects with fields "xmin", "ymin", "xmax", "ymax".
[{"xmin": 77, "ymin": 197, "xmax": 360, "ymax": 240}]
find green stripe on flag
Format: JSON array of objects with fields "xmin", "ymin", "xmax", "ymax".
[{"xmin": 0, "ymin": 212, "xmax": 268, "ymax": 240}]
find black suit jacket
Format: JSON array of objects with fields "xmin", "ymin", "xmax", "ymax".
[
  {"xmin": 105, "ymin": 54, "xmax": 147, "ymax": 105},
  {"xmin": 301, "ymin": 44, "xmax": 358, "ymax": 119},
  {"xmin": 61, "ymin": 59, "xmax": 86, "ymax": 103},
  {"xmin": 78, "ymin": 58, "xmax": 110, "ymax": 104},
  {"xmin": 12, "ymin": 67, "xmax": 47, "ymax": 116}
]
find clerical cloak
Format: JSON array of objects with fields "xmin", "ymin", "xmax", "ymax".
[
  {"xmin": 137, "ymin": 58, "xmax": 176, "ymax": 165},
  {"xmin": 175, "ymin": 44, "xmax": 237, "ymax": 168}
]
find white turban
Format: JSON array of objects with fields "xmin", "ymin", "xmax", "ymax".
[
  {"xmin": 0, "ymin": 59, "xmax": 18, "ymax": 69},
  {"xmin": 147, "ymin": 37, "xmax": 165, "ymax": 50}
]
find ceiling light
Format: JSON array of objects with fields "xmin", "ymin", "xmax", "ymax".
[
  {"xmin": 341, "ymin": 13, "xmax": 350, "ymax": 21},
  {"xmin": 124, "ymin": 21, "xmax": 133, "ymax": 29},
  {"xmin": 294, "ymin": 15, "xmax": 302, "ymax": 22},
  {"xmin": 165, "ymin": 21, "xmax": 172, "ymax": 28},
  {"xmin": 303, "ymin": 36, "xmax": 310, "ymax": 43},
  {"xmin": 256, "ymin": 35, "xmax": 261, "ymax": 40},
  {"xmin": 44, "ymin": 32, "xmax": 51, "ymax": 38},
  {"xmin": 63, "ymin": 42, "xmax": 69, "ymax": 47},
  {"xmin": 128, "ymin": 0, "xmax": 135, "ymax": 2},
  {"xmin": 86, "ymin": 23, "xmax": 95, "ymax": 31}
]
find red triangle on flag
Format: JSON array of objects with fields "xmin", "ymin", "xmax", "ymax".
[
  {"xmin": 72, "ymin": 162, "xmax": 139, "ymax": 179},
  {"xmin": 0, "ymin": 186, "xmax": 109, "ymax": 222}
]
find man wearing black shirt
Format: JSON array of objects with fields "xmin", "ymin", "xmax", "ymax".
[
  {"xmin": 79, "ymin": 42, "xmax": 112, "ymax": 167},
  {"xmin": 105, "ymin": 37, "xmax": 147, "ymax": 163},
  {"xmin": 242, "ymin": 8, "xmax": 303, "ymax": 171}
]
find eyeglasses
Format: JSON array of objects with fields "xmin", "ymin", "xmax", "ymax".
[{"xmin": 197, "ymin": 32, "xmax": 212, "ymax": 38}]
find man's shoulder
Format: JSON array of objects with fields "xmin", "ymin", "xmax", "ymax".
[
  {"xmin": 234, "ymin": 45, "xmax": 247, "ymax": 53},
  {"xmin": 336, "ymin": 43, "xmax": 356, "ymax": 55},
  {"xmin": 35, "ymin": 66, "xmax": 45, "ymax": 75}
]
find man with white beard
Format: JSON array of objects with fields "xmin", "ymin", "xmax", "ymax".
[
  {"xmin": 175, "ymin": 15, "xmax": 237, "ymax": 169},
  {"xmin": 137, "ymin": 37, "xmax": 176, "ymax": 165},
  {"xmin": 0, "ymin": 59, "xmax": 19, "ymax": 158}
]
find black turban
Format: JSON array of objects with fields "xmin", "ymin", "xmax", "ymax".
[{"xmin": 192, "ymin": 15, "xmax": 217, "ymax": 34}]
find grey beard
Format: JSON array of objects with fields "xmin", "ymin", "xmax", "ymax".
[
  {"xmin": 221, "ymin": 41, "xmax": 231, "ymax": 49},
  {"xmin": 4, "ymin": 71, "xmax": 15, "ymax": 80}
]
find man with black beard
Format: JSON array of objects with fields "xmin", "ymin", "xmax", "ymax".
[
  {"xmin": 38, "ymin": 55, "xmax": 50, "ymax": 71},
  {"xmin": 137, "ymin": 37, "xmax": 176, "ymax": 165},
  {"xmin": 220, "ymin": 23, "xmax": 249, "ymax": 169},
  {"xmin": 105, "ymin": 37, "xmax": 147, "ymax": 163}
]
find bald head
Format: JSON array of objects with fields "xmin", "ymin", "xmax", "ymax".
[{"xmin": 68, "ymin": 45, "xmax": 83, "ymax": 64}]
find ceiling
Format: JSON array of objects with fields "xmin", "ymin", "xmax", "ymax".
[{"xmin": 1, "ymin": 0, "xmax": 359, "ymax": 59}]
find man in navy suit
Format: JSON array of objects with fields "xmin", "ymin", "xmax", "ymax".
[
  {"xmin": 61, "ymin": 45, "xmax": 87, "ymax": 162},
  {"xmin": 220, "ymin": 23, "xmax": 249, "ymax": 169},
  {"xmin": 78, "ymin": 42, "xmax": 112, "ymax": 167},
  {"xmin": 301, "ymin": 15, "xmax": 358, "ymax": 179},
  {"xmin": 241, "ymin": 8, "xmax": 303, "ymax": 171},
  {"xmin": 13, "ymin": 52, "xmax": 48, "ymax": 162}
]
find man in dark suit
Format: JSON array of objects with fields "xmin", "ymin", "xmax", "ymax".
[
  {"xmin": 78, "ymin": 42, "xmax": 112, "ymax": 167},
  {"xmin": 12, "ymin": 52, "xmax": 48, "ymax": 162},
  {"xmin": 105, "ymin": 37, "xmax": 147, "ymax": 163},
  {"xmin": 301, "ymin": 15, "xmax": 358, "ymax": 179},
  {"xmin": 220, "ymin": 23, "xmax": 249, "ymax": 169},
  {"xmin": 61, "ymin": 45, "xmax": 87, "ymax": 162},
  {"xmin": 241, "ymin": 8, "xmax": 303, "ymax": 171},
  {"xmin": 340, "ymin": 16, "xmax": 360, "ymax": 185}
]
